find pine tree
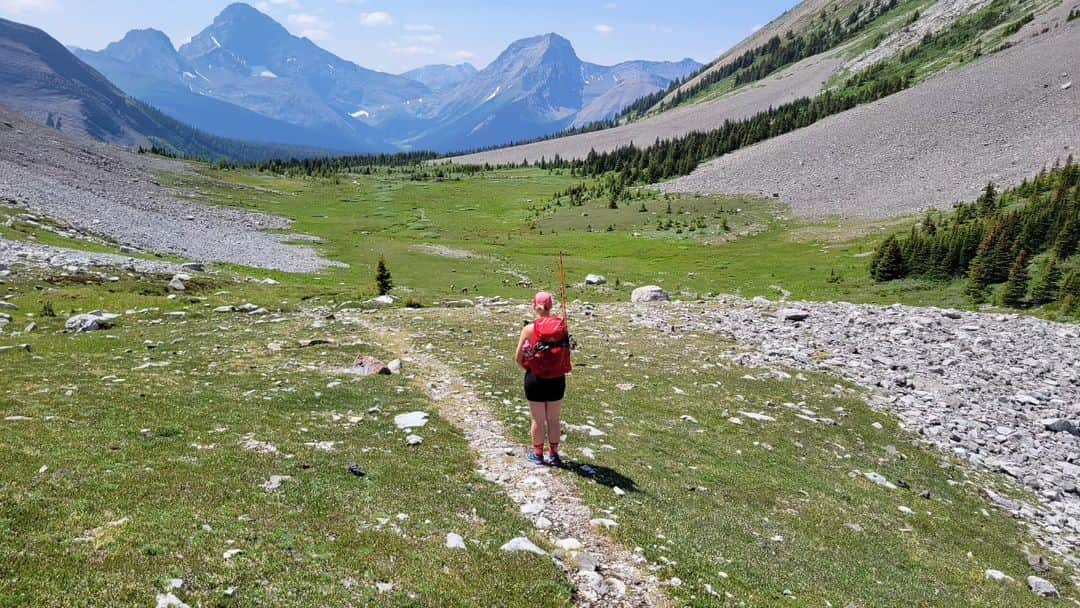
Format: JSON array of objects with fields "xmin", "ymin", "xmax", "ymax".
[
  {"xmin": 375, "ymin": 256, "xmax": 393, "ymax": 296},
  {"xmin": 1060, "ymin": 269, "xmax": 1080, "ymax": 313},
  {"xmin": 870, "ymin": 235, "xmax": 906, "ymax": 281},
  {"xmin": 1029, "ymin": 257, "xmax": 1063, "ymax": 306},
  {"xmin": 999, "ymin": 249, "xmax": 1030, "ymax": 308}
]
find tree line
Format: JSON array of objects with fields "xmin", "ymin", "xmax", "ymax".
[{"xmin": 870, "ymin": 158, "xmax": 1080, "ymax": 313}]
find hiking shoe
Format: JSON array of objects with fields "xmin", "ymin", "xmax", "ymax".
[
  {"xmin": 527, "ymin": 453, "xmax": 545, "ymax": 466},
  {"xmin": 546, "ymin": 453, "xmax": 563, "ymax": 468}
]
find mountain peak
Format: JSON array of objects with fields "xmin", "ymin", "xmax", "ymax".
[{"xmin": 103, "ymin": 28, "xmax": 175, "ymax": 59}]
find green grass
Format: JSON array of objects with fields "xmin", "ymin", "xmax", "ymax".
[
  {"xmin": 400, "ymin": 306, "xmax": 1075, "ymax": 606},
  {"xmin": 162, "ymin": 166, "xmax": 986, "ymax": 311},
  {"xmin": 0, "ymin": 276, "xmax": 571, "ymax": 607}
]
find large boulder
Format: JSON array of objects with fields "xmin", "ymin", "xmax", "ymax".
[
  {"xmin": 65, "ymin": 311, "xmax": 119, "ymax": 333},
  {"xmin": 631, "ymin": 285, "xmax": 669, "ymax": 303}
]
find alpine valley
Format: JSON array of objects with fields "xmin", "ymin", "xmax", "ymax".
[{"xmin": 69, "ymin": 2, "xmax": 701, "ymax": 153}]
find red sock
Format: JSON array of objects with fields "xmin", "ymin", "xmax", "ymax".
[
  {"xmin": 534, "ymin": 444, "xmax": 544, "ymax": 458},
  {"xmin": 549, "ymin": 442, "xmax": 559, "ymax": 456}
]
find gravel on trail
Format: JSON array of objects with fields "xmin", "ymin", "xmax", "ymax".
[
  {"xmin": 0, "ymin": 106, "xmax": 338, "ymax": 273},
  {"xmin": 658, "ymin": 23, "xmax": 1080, "ymax": 218},
  {"xmin": 630, "ymin": 297, "xmax": 1080, "ymax": 581},
  {"xmin": 447, "ymin": 53, "xmax": 840, "ymax": 166}
]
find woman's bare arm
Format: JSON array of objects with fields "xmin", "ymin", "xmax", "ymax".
[{"xmin": 515, "ymin": 324, "xmax": 533, "ymax": 369}]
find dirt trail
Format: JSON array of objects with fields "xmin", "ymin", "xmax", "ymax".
[{"xmin": 352, "ymin": 313, "xmax": 669, "ymax": 608}]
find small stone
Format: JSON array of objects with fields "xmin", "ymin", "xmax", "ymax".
[
  {"xmin": 500, "ymin": 536, "xmax": 547, "ymax": 555},
  {"xmin": 1026, "ymin": 554, "xmax": 1050, "ymax": 574},
  {"xmin": 375, "ymin": 582, "xmax": 393, "ymax": 593},
  {"xmin": 863, "ymin": 471, "xmax": 897, "ymax": 490},
  {"xmin": 261, "ymin": 475, "xmax": 291, "ymax": 493},
  {"xmin": 590, "ymin": 518, "xmax": 618, "ymax": 529},
  {"xmin": 585, "ymin": 274, "xmax": 607, "ymax": 285},
  {"xmin": 775, "ymin": 308, "xmax": 810, "ymax": 321},
  {"xmin": 155, "ymin": 592, "xmax": 190, "ymax": 608},
  {"xmin": 394, "ymin": 412, "xmax": 429, "ymax": 430},
  {"xmin": 347, "ymin": 462, "xmax": 365, "ymax": 477},
  {"xmin": 984, "ymin": 569, "xmax": 1014, "ymax": 583},
  {"xmin": 387, "ymin": 359, "xmax": 402, "ymax": 374},
  {"xmin": 555, "ymin": 538, "xmax": 583, "ymax": 551},
  {"xmin": 844, "ymin": 523, "xmax": 863, "ymax": 533},
  {"xmin": 405, "ymin": 434, "xmax": 423, "ymax": 446},
  {"xmin": 534, "ymin": 516, "xmax": 552, "ymax": 530},
  {"xmin": 445, "ymin": 533, "xmax": 466, "ymax": 550},
  {"xmin": 630, "ymin": 285, "xmax": 670, "ymax": 303},
  {"xmin": 223, "ymin": 549, "xmax": 242, "ymax": 560}
]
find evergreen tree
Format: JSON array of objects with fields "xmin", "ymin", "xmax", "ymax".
[
  {"xmin": 375, "ymin": 256, "xmax": 393, "ymax": 296},
  {"xmin": 870, "ymin": 235, "xmax": 906, "ymax": 281},
  {"xmin": 976, "ymin": 182, "xmax": 997, "ymax": 216},
  {"xmin": 1060, "ymin": 269, "xmax": 1080, "ymax": 314},
  {"xmin": 1029, "ymin": 257, "xmax": 1063, "ymax": 306},
  {"xmin": 999, "ymin": 249, "xmax": 1031, "ymax": 308}
]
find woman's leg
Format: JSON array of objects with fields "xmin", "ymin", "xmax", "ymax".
[
  {"xmin": 545, "ymin": 400, "xmax": 563, "ymax": 456},
  {"xmin": 528, "ymin": 401, "xmax": 547, "ymax": 457}
]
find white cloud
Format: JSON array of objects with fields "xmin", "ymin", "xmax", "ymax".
[
  {"xmin": 404, "ymin": 24, "xmax": 437, "ymax": 32},
  {"xmin": 404, "ymin": 33, "xmax": 442, "ymax": 44},
  {"xmin": 0, "ymin": 0, "xmax": 57, "ymax": 15},
  {"xmin": 287, "ymin": 13, "xmax": 325, "ymax": 28},
  {"xmin": 593, "ymin": 23, "xmax": 615, "ymax": 35},
  {"xmin": 385, "ymin": 40, "xmax": 435, "ymax": 56},
  {"xmin": 359, "ymin": 11, "xmax": 394, "ymax": 27},
  {"xmin": 287, "ymin": 12, "xmax": 331, "ymax": 40},
  {"xmin": 453, "ymin": 50, "xmax": 475, "ymax": 61}
]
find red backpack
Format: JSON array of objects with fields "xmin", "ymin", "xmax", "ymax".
[{"xmin": 528, "ymin": 316, "xmax": 572, "ymax": 379}]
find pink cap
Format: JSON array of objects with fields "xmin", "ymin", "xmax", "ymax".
[{"xmin": 533, "ymin": 291, "xmax": 554, "ymax": 310}]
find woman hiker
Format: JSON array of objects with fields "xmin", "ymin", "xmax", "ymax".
[{"xmin": 515, "ymin": 291, "xmax": 573, "ymax": 466}]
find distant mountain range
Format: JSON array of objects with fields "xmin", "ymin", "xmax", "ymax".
[
  {"xmin": 0, "ymin": 16, "xmax": 325, "ymax": 161},
  {"xmin": 64, "ymin": 2, "xmax": 702, "ymax": 153}
]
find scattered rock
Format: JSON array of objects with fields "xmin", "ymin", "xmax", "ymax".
[
  {"xmin": 65, "ymin": 311, "xmax": 119, "ymax": 333},
  {"xmin": 168, "ymin": 275, "xmax": 187, "ymax": 291},
  {"xmin": 499, "ymin": 536, "xmax": 547, "ymax": 555},
  {"xmin": 155, "ymin": 593, "xmax": 190, "ymax": 608},
  {"xmin": 298, "ymin": 338, "xmax": 335, "ymax": 348},
  {"xmin": 590, "ymin": 518, "xmax": 619, "ymax": 529},
  {"xmin": 984, "ymin": 569, "xmax": 1014, "ymax": 583},
  {"xmin": 394, "ymin": 411, "xmax": 430, "ymax": 430},
  {"xmin": 261, "ymin": 475, "xmax": 291, "ymax": 493},
  {"xmin": 631, "ymin": 285, "xmax": 670, "ymax": 303},
  {"xmin": 585, "ymin": 274, "xmax": 608, "ymax": 286},
  {"xmin": 446, "ymin": 533, "xmax": 466, "ymax": 550},
  {"xmin": 1026, "ymin": 576, "xmax": 1058, "ymax": 598},
  {"xmin": 352, "ymin": 355, "xmax": 391, "ymax": 377},
  {"xmin": 405, "ymin": 434, "xmax": 424, "ymax": 446},
  {"xmin": 222, "ymin": 549, "xmax": 242, "ymax": 560},
  {"xmin": 1042, "ymin": 418, "xmax": 1078, "ymax": 436},
  {"xmin": 775, "ymin": 308, "xmax": 811, "ymax": 322},
  {"xmin": 387, "ymin": 359, "xmax": 402, "ymax": 374},
  {"xmin": 863, "ymin": 471, "xmax": 898, "ymax": 490},
  {"xmin": 181, "ymin": 262, "xmax": 205, "ymax": 272},
  {"xmin": 347, "ymin": 462, "xmax": 365, "ymax": 477}
]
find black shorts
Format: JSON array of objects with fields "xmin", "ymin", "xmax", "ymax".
[{"xmin": 524, "ymin": 370, "xmax": 566, "ymax": 403}]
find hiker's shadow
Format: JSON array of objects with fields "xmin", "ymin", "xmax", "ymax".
[{"xmin": 559, "ymin": 460, "xmax": 641, "ymax": 494}]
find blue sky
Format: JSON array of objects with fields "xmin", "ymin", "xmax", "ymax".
[{"xmin": 0, "ymin": 0, "xmax": 800, "ymax": 73}]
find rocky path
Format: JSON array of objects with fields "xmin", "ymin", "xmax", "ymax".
[
  {"xmin": 352, "ymin": 314, "xmax": 669, "ymax": 608},
  {"xmin": 630, "ymin": 297, "xmax": 1080, "ymax": 583}
]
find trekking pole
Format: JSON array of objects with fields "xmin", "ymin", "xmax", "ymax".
[{"xmin": 559, "ymin": 251, "xmax": 568, "ymax": 321}]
